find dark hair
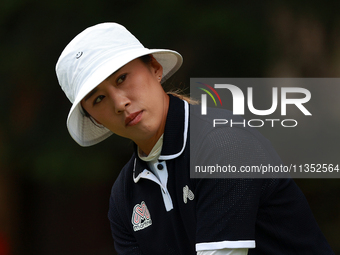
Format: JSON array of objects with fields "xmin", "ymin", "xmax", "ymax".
[
  {"xmin": 83, "ymin": 107, "xmax": 90, "ymax": 117},
  {"xmin": 139, "ymin": 54, "xmax": 153, "ymax": 64}
]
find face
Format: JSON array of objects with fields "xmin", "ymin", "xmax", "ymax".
[{"xmin": 81, "ymin": 57, "xmax": 168, "ymax": 151}]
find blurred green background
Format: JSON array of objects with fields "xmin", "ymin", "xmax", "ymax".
[{"xmin": 1, "ymin": 0, "xmax": 339, "ymax": 254}]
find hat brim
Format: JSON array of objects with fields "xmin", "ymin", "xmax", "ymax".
[{"xmin": 66, "ymin": 49, "xmax": 182, "ymax": 146}]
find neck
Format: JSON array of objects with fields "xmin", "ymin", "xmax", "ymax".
[{"xmin": 136, "ymin": 93, "xmax": 169, "ymax": 155}]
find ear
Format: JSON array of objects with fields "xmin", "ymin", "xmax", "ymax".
[{"xmin": 149, "ymin": 55, "xmax": 163, "ymax": 81}]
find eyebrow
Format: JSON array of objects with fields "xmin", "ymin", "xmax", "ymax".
[{"xmin": 83, "ymin": 68, "xmax": 123, "ymax": 102}]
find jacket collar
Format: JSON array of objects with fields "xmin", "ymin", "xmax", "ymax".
[{"xmin": 133, "ymin": 95, "xmax": 189, "ymax": 182}]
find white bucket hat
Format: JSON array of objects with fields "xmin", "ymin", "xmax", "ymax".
[{"xmin": 56, "ymin": 22, "xmax": 183, "ymax": 146}]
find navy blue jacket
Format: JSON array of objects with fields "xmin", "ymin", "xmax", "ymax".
[{"xmin": 108, "ymin": 95, "xmax": 334, "ymax": 255}]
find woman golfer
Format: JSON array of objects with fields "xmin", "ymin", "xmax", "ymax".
[{"xmin": 56, "ymin": 23, "xmax": 334, "ymax": 255}]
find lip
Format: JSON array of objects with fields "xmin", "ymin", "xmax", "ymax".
[{"xmin": 125, "ymin": 110, "xmax": 143, "ymax": 126}]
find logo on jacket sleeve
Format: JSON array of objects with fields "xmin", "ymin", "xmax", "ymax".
[
  {"xmin": 183, "ymin": 185, "xmax": 194, "ymax": 204},
  {"xmin": 131, "ymin": 201, "xmax": 152, "ymax": 231}
]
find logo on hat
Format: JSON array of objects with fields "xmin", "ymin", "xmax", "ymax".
[
  {"xmin": 131, "ymin": 201, "xmax": 152, "ymax": 231},
  {"xmin": 76, "ymin": 51, "xmax": 83, "ymax": 59}
]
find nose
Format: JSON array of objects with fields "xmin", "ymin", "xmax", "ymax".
[{"xmin": 109, "ymin": 89, "xmax": 130, "ymax": 114}]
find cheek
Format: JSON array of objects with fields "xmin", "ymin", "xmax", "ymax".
[
  {"xmin": 91, "ymin": 108, "xmax": 118, "ymax": 130},
  {"xmin": 146, "ymin": 85, "xmax": 165, "ymax": 105}
]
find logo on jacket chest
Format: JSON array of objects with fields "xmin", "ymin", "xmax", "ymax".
[
  {"xmin": 183, "ymin": 185, "xmax": 194, "ymax": 204},
  {"xmin": 131, "ymin": 201, "xmax": 152, "ymax": 231}
]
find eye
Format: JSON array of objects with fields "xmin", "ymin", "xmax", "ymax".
[
  {"xmin": 93, "ymin": 95, "xmax": 105, "ymax": 105},
  {"xmin": 116, "ymin": 74, "xmax": 127, "ymax": 84}
]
